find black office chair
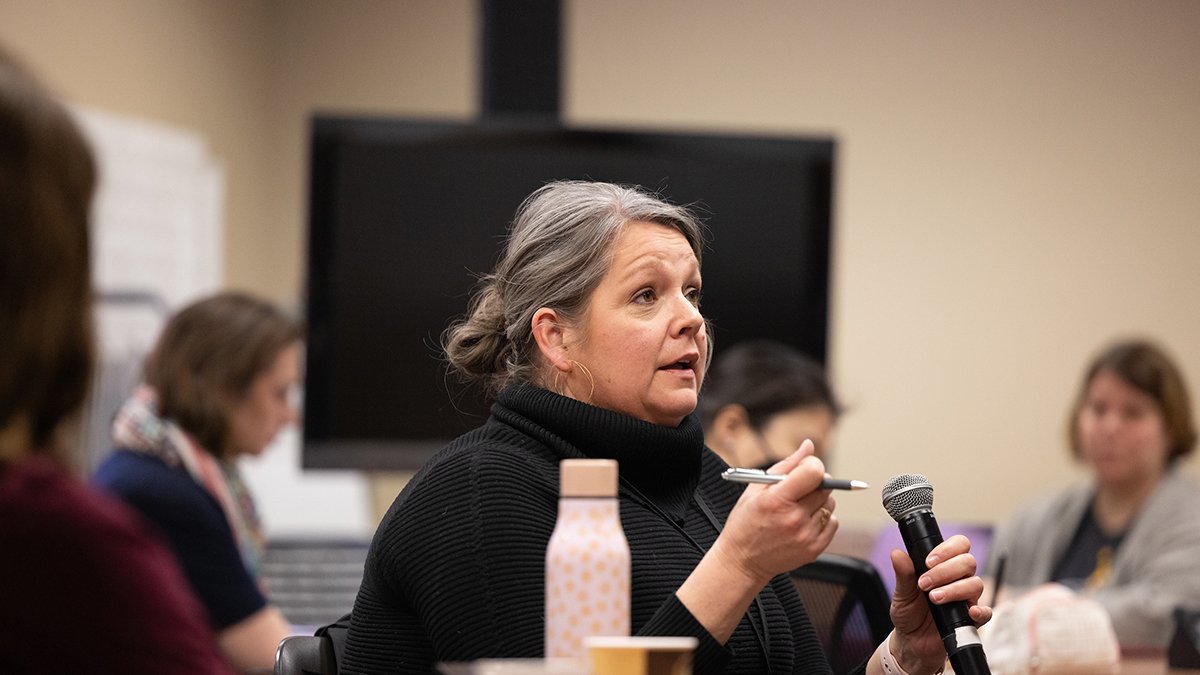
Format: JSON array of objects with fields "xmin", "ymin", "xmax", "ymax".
[
  {"xmin": 1170, "ymin": 606, "xmax": 1200, "ymax": 668},
  {"xmin": 791, "ymin": 553, "xmax": 894, "ymax": 675},
  {"xmin": 274, "ymin": 634, "xmax": 337, "ymax": 675},
  {"xmin": 275, "ymin": 612, "xmax": 350, "ymax": 675}
]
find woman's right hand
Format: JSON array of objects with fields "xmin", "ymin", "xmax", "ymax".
[
  {"xmin": 711, "ymin": 439, "xmax": 839, "ymax": 586},
  {"xmin": 676, "ymin": 439, "xmax": 837, "ymax": 643}
]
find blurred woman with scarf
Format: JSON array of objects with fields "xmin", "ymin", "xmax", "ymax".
[{"xmin": 95, "ymin": 291, "xmax": 302, "ymax": 672}]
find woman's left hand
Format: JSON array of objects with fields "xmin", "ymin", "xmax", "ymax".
[{"xmin": 888, "ymin": 535, "xmax": 993, "ymax": 673}]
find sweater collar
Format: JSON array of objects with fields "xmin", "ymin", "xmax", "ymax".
[{"xmin": 494, "ymin": 383, "xmax": 704, "ymax": 517}]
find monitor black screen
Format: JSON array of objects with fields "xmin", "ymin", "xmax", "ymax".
[{"xmin": 304, "ymin": 117, "xmax": 834, "ymax": 469}]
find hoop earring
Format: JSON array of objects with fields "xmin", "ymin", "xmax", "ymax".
[{"xmin": 552, "ymin": 359, "xmax": 595, "ymax": 405}]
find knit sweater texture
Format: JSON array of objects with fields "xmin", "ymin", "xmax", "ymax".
[{"xmin": 341, "ymin": 384, "xmax": 834, "ymax": 674}]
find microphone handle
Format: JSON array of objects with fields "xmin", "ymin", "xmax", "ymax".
[{"xmin": 898, "ymin": 510, "xmax": 992, "ymax": 675}]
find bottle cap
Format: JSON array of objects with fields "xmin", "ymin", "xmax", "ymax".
[{"xmin": 559, "ymin": 459, "xmax": 618, "ymax": 497}]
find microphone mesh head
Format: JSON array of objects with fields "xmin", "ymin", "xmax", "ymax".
[{"xmin": 881, "ymin": 473, "xmax": 934, "ymax": 521}]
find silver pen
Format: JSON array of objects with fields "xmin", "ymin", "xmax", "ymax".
[{"xmin": 721, "ymin": 467, "xmax": 869, "ymax": 491}]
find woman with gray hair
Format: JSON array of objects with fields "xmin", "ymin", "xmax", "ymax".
[{"xmin": 342, "ymin": 181, "xmax": 990, "ymax": 674}]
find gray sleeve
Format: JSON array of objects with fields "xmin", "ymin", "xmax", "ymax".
[
  {"xmin": 985, "ymin": 488, "xmax": 1081, "ymax": 590},
  {"xmin": 1092, "ymin": 477, "xmax": 1200, "ymax": 648}
]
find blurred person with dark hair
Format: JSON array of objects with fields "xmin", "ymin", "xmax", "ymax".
[
  {"xmin": 987, "ymin": 338, "xmax": 1200, "ymax": 649},
  {"xmin": 696, "ymin": 339, "xmax": 888, "ymax": 560},
  {"xmin": 95, "ymin": 291, "xmax": 302, "ymax": 672},
  {"xmin": 0, "ymin": 46, "xmax": 233, "ymax": 673},
  {"xmin": 699, "ymin": 339, "xmax": 842, "ymax": 469}
]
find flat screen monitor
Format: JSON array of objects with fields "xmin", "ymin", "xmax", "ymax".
[{"xmin": 304, "ymin": 117, "xmax": 834, "ymax": 469}]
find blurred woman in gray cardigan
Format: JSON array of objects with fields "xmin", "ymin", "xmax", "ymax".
[{"xmin": 988, "ymin": 339, "xmax": 1200, "ymax": 649}]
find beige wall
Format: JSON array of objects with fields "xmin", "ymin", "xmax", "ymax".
[
  {"xmin": 0, "ymin": 0, "xmax": 277, "ymax": 298},
  {"xmin": 3, "ymin": 1, "xmax": 1199, "ymax": 530},
  {"xmin": 566, "ymin": 1, "xmax": 1200, "ymax": 528}
]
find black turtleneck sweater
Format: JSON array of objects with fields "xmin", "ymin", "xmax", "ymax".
[{"xmin": 341, "ymin": 384, "xmax": 831, "ymax": 674}]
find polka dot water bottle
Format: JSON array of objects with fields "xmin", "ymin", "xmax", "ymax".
[{"xmin": 544, "ymin": 458, "xmax": 631, "ymax": 660}]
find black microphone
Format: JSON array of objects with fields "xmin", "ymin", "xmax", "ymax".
[{"xmin": 881, "ymin": 473, "xmax": 991, "ymax": 675}]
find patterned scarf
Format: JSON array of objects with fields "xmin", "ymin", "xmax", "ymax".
[{"xmin": 111, "ymin": 385, "xmax": 266, "ymax": 578}]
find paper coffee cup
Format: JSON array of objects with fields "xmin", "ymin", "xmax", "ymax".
[{"xmin": 584, "ymin": 636, "xmax": 697, "ymax": 675}]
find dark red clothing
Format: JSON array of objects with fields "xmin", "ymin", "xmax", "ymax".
[{"xmin": 0, "ymin": 455, "xmax": 235, "ymax": 674}]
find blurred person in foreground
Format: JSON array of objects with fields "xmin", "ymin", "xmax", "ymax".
[
  {"xmin": 0, "ymin": 46, "xmax": 233, "ymax": 673},
  {"xmin": 94, "ymin": 291, "xmax": 301, "ymax": 671},
  {"xmin": 342, "ymin": 180, "xmax": 990, "ymax": 674},
  {"xmin": 699, "ymin": 338, "xmax": 842, "ymax": 469},
  {"xmin": 987, "ymin": 338, "xmax": 1200, "ymax": 649}
]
